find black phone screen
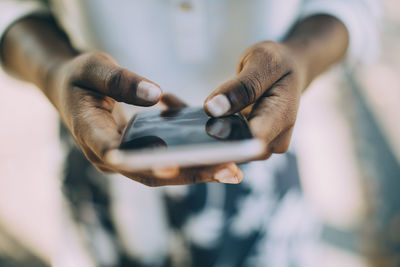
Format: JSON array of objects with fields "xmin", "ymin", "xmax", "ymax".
[{"xmin": 119, "ymin": 107, "xmax": 253, "ymax": 151}]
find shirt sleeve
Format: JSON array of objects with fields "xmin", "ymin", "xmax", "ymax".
[
  {"xmin": 299, "ymin": 0, "xmax": 382, "ymax": 65},
  {"xmin": 0, "ymin": 0, "xmax": 50, "ymax": 46}
]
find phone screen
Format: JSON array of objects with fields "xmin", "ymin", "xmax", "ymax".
[{"xmin": 120, "ymin": 107, "xmax": 253, "ymax": 151}]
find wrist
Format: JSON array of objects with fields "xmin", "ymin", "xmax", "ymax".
[
  {"xmin": 282, "ymin": 15, "xmax": 350, "ymax": 90},
  {"xmin": 42, "ymin": 54, "xmax": 77, "ymax": 111},
  {"xmin": 281, "ymin": 41, "xmax": 311, "ymax": 92}
]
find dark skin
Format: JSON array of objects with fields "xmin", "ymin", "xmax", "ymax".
[
  {"xmin": 204, "ymin": 15, "xmax": 349, "ymax": 158},
  {"xmin": 1, "ymin": 14, "xmax": 348, "ymax": 186}
]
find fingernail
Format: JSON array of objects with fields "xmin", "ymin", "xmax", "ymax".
[
  {"xmin": 214, "ymin": 168, "xmax": 239, "ymax": 184},
  {"xmin": 208, "ymin": 119, "xmax": 231, "ymax": 139},
  {"xmin": 205, "ymin": 94, "xmax": 231, "ymax": 117},
  {"xmin": 137, "ymin": 81, "xmax": 161, "ymax": 102}
]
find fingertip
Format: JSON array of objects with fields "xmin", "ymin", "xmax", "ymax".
[
  {"xmin": 152, "ymin": 165, "xmax": 180, "ymax": 179},
  {"xmin": 236, "ymin": 167, "xmax": 244, "ymax": 183},
  {"xmin": 104, "ymin": 149, "xmax": 122, "ymax": 166},
  {"xmin": 213, "ymin": 162, "xmax": 241, "ymax": 184}
]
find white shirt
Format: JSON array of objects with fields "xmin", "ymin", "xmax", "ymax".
[{"xmin": 0, "ymin": 0, "xmax": 381, "ymax": 105}]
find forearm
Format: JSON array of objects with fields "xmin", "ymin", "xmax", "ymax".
[
  {"xmin": 0, "ymin": 16, "xmax": 77, "ymax": 104},
  {"xmin": 283, "ymin": 14, "xmax": 349, "ymax": 89}
]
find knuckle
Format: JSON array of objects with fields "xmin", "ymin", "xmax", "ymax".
[
  {"xmin": 239, "ymin": 76, "xmax": 259, "ymax": 104},
  {"xmin": 72, "ymin": 53, "xmax": 98, "ymax": 81},
  {"xmin": 105, "ymin": 68, "xmax": 124, "ymax": 97},
  {"xmin": 246, "ymin": 43, "xmax": 275, "ymax": 60},
  {"xmin": 247, "ymin": 43, "xmax": 287, "ymax": 77},
  {"xmin": 73, "ymin": 51, "xmax": 113, "ymax": 81},
  {"xmin": 83, "ymin": 51, "xmax": 102, "ymax": 67}
]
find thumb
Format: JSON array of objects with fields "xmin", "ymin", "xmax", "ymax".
[
  {"xmin": 72, "ymin": 52, "xmax": 162, "ymax": 106},
  {"xmin": 204, "ymin": 63, "xmax": 289, "ymax": 117}
]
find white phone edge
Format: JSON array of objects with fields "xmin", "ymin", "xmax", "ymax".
[{"xmin": 106, "ymin": 139, "xmax": 266, "ymax": 171}]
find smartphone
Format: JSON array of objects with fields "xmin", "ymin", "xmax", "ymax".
[{"xmin": 107, "ymin": 107, "xmax": 266, "ymax": 171}]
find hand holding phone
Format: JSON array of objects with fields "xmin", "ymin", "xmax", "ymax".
[
  {"xmin": 107, "ymin": 107, "xmax": 266, "ymax": 172},
  {"xmin": 101, "ymin": 94, "xmax": 250, "ymax": 186}
]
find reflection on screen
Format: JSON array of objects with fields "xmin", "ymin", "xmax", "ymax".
[{"xmin": 120, "ymin": 107, "xmax": 253, "ymax": 150}]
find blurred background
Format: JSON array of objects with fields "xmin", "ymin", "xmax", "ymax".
[{"xmin": 0, "ymin": 0, "xmax": 399, "ymax": 266}]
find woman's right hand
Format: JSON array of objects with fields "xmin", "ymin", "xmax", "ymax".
[{"xmin": 48, "ymin": 52, "xmax": 242, "ymax": 186}]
